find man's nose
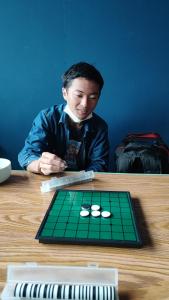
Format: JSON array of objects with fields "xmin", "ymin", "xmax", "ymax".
[{"xmin": 80, "ymin": 96, "xmax": 88, "ymax": 108}]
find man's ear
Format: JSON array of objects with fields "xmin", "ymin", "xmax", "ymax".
[{"xmin": 62, "ymin": 88, "xmax": 67, "ymax": 101}]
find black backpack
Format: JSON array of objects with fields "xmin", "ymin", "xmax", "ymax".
[{"xmin": 114, "ymin": 133, "xmax": 169, "ymax": 174}]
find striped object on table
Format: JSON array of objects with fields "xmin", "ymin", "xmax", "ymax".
[{"xmin": 14, "ymin": 282, "xmax": 115, "ymax": 300}]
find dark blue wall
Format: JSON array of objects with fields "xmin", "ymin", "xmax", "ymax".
[{"xmin": 0, "ymin": 0, "xmax": 169, "ymax": 170}]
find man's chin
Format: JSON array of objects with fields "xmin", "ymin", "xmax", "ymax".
[
  {"xmin": 78, "ymin": 115, "xmax": 88, "ymax": 121},
  {"xmin": 76, "ymin": 112, "xmax": 89, "ymax": 120}
]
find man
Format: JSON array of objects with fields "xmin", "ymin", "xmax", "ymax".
[{"xmin": 18, "ymin": 62, "xmax": 109, "ymax": 175}]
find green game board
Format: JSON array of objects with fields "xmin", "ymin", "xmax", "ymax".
[{"xmin": 36, "ymin": 190, "xmax": 142, "ymax": 247}]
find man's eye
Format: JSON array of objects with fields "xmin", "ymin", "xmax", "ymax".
[
  {"xmin": 75, "ymin": 94, "xmax": 83, "ymax": 98},
  {"xmin": 89, "ymin": 95, "xmax": 97, "ymax": 100}
]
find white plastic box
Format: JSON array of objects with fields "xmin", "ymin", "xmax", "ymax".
[
  {"xmin": 40, "ymin": 171, "xmax": 95, "ymax": 193},
  {"xmin": 1, "ymin": 263, "xmax": 118, "ymax": 300}
]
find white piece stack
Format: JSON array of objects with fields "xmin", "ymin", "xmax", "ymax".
[
  {"xmin": 40, "ymin": 171, "xmax": 95, "ymax": 193},
  {"xmin": 1, "ymin": 263, "xmax": 119, "ymax": 300}
]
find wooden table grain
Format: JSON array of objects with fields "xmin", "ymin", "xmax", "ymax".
[{"xmin": 0, "ymin": 170, "xmax": 169, "ymax": 300}]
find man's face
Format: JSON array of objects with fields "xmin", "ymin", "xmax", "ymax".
[{"xmin": 62, "ymin": 77, "xmax": 100, "ymax": 120}]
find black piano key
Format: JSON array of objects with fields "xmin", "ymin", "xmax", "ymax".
[
  {"xmin": 90, "ymin": 285, "xmax": 92, "ymax": 300},
  {"xmin": 82, "ymin": 285, "xmax": 84, "ymax": 300},
  {"xmin": 103, "ymin": 286, "xmax": 106, "ymax": 300},
  {"xmin": 33, "ymin": 284, "xmax": 38, "ymax": 298},
  {"xmin": 46, "ymin": 284, "xmax": 49, "ymax": 298},
  {"xmin": 78, "ymin": 285, "xmax": 80, "ymax": 300},
  {"xmin": 84, "ymin": 285, "xmax": 87, "ymax": 300},
  {"xmin": 43, "ymin": 284, "xmax": 48, "ymax": 298},
  {"xmin": 106, "ymin": 286, "xmax": 108, "ymax": 300},
  {"xmin": 97, "ymin": 286, "xmax": 100, "ymax": 300},
  {"xmin": 69, "ymin": 285, "xmax": 72, "ymax": 299},
  {"xmin": 23, "ymin": 283, "xmax": 28, "ymax": 298},
  {"xmin": 14, "ymin": 283, "xmax": 18, "ymax": 297},
  {"xmin": 93, "ymin": 286, "xmax": 96, "ymax": 300},
  {"xmin": 57, "ymin": 284, "xmax": 62, "ymax": 299}
]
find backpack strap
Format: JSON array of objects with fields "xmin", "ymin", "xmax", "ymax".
[
  {"xmin": 139, "ymin": 149, "xmax": 162, "ymax": 173},
  {"xmin": 115, "ymin": 151, "xmax": 136, "ymax": 172}
]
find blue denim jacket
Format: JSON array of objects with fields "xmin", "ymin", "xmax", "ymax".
[{"xmin": 18, "ymin": 104, "xmax": 109, "ymax": 171}]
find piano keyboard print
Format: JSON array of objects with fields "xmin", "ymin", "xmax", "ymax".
[{"xmin": 14, "ymin": 282, "xmax": 115, "ymax": 299}]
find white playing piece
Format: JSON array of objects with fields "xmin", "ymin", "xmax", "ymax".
[
  {"xmin": 80, "ymin": 210, "xmax": 90, "ymax": 217},
  {"xmin": 91, "ymin": 210, "xmax": 101, "ymax": 217},
  {"xmin": 91, "ymin": 204, "xmax": 100, "ymax": 211},
  {"xmin": 101, "ymin": 211, "xmax": 111, "ymax": 218}
]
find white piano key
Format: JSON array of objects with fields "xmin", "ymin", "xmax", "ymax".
[
  {"xmin": 37, "ymin": 283, "xmax": 41, "ymax": 298},
  {"xmin": 86, "ymin": 285, "xmax": 90, "ymax": 300},
  {"xmin": 14, "ymin": 282, "xmax": 20, "ymax": 297},
  {"xmin": 106, "ymin": 286, "xmax": 109, "ymax": 300},
  {"xmin": 30, "ymin": 283, "xmax": 34, "ymax": 298},
  {"xmin": 110, "ymin": 286, "xmax": 114, "ymax": 300},
  {"xmin": 90, "ymin": 285, "xmax": 92, "ymax": 300},
  {"xmin": 53, "ymin": 284, "xmax": 59, "ymax": 298},
  {"xmin": 26, "ymin": 283, "xmax": 32, "ymax": 298},
  {"xmin": 61, "ymin": 284, "xmax": 65, "ymax": 299},
  {"xmin": 48, "ymin": 284, "xmax": 51, "ymax": 299},
  {"xmin": 95, "ymin": 285, "xmax": 99, "ymax": 300},
  {"xmin": 18, "ymin": 282, "xmax": 23, "ymax": 297},
  {"xmin": 19, "ymin": 283, "xmax": 23, "ymax": 297},
  {"xmin": 75, "ymin": 285, "xmax": 80, "ymax": 300},
  {"xmin": 49, "ymin": 284, "xmax": 54, "ymax": 299},
  {"xmin": 107, "ymin": 286, "xmax": 110, "ymax": 300},
  {"xmin": 90, "ymin": 285, "xmax": 93, "ymax": 300},
  {"xmin": 64, "ymin": 284, "xmax": 70, "ymax": 300},
  {"xmin": 100, "ymin": 286, "xmax": 104, "ymax": 300},
  {"xmin": 72, "ymin": 284, "xmax": 75, "ymax": 299},
  {"xmin": 40, "ymin": 283, "xmax": 45, "ymax": 299}
]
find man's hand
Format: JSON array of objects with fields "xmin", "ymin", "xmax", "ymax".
[
  {"xmin": 39, "ymin": 152, "xmax": 67, "ymax": 175},
  {"xmin": 27, "ymin": 152, "xmax": 67, "ymax": 175}
]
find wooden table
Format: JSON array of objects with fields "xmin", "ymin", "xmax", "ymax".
[{"xmin": 0, "ymin": 170, "xmax": 169, "ymax": 299}]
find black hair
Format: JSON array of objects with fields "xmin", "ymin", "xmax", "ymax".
[{"xmin": 62, "ymin": 62, "xmax": 104, "ymax": 92}]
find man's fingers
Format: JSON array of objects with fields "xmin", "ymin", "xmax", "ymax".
[
  {"xmin": 41, "ymin": 152, "xmax": 67, "ymax": 167},
  {"xmin": 41, "ymin": 152, "xmax": 57, "ymax": 159},
  {"xmin": 39, "ymin": 161, "xmax": 66, "ymax": 175},
  {"xmin": 40, "ymin": 168, "xmax": 51, "ymax": 176}
]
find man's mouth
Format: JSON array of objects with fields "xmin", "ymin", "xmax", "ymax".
[{"xmin": 77, "ymin": 109, "xmax": 87, "ymax": 114}]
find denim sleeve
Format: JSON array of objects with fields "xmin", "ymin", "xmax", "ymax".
[
  {"xmin": 18, "ymin": 110, "xmax": 51, "ymax": 169},
  {"xmin": 86, "ymin": 124, "xmax": 109, "ymax": 172}
]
